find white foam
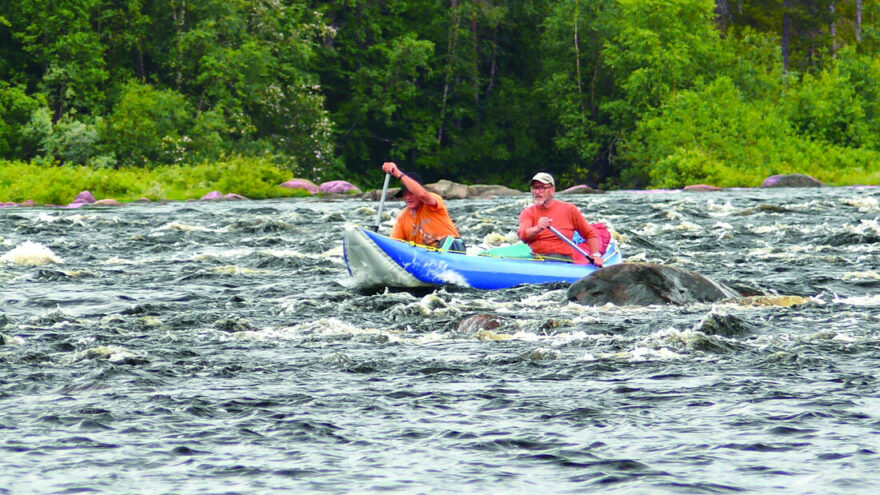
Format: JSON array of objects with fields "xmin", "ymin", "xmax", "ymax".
[
  {"xmin": 840, "ymin": 196, "xmax": 878, "ymax": 211},
  {"xmin": 1, "ymin": 241, "xmax": 62, "ymax": 265},
  {"xmin": 76, "ymin": 345, "xmax": 142, "ymax": 363},
  {"xmin": 833, "ymin": 294, "xmax": 880, "ymax": 306}
]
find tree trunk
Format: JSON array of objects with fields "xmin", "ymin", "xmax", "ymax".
[
  {"xmin": 437, "ymin": 0, "xmax": 461, "ymax": 145},
  {"xmin": 829, "ymin": 2, "xmax": 837, "ymax": 55},
  {"xmin": 715, "ymin": 0, "xmax": 729, "ymax": 35},
  {"xmin": 782, "ymin": 0, "xmax": 791, "ymax": 73},
  {"xmin": 470, "ymin": 0, "xmax": 479, "ymax": 110},
  {"xmin": 171, "ymin": 0, "xmax": 187, "ymax": 90},
  {"xmin": 855, "ymin": 0, "xmax": 862, "ymax": 42},
  {"xmin": 574, "ymin": 0, "xmax": 582, "ymax": 105}
]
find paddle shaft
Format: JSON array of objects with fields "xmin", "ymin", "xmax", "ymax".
[
  {"xmin": 374, "ymin": 173, "xmax": 391, "ymax": 231},
  {"xmin": 547, "ymin": 225, "xmax": 595, "ymax": 263}
]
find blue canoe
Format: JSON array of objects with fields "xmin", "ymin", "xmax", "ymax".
[{"xmin": 343, "ymin": 225, "xmax": 623, "ymax": 290}]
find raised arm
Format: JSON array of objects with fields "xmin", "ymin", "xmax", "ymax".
[{"xmin": 382, "ymin": 162, "xmax": 437, "ymax": 207}]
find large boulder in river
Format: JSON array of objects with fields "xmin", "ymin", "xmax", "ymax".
[
  {"xmin": 761, "ymin": 174, "xmax": 824, "ymax": 188},
  {"xmin": 567, "ymin": 263, "xmax": 741, "ymax": 306}
]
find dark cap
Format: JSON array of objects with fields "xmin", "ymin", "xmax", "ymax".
[{"xmin": 394, "ymin": 172, "xmax": 423, "ymax": 198}]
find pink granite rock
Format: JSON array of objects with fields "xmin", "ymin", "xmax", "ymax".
[
  {"xmin": 280, "ymin": 179, "xmax": 319, "ymax": 194},
  {"xmin": 201, "ymin": 191, "xmax": 224, "ymax": 200},
  {"xmin": 71, "ymin": 191, "xmax": 96, "ymax": 204},
  {"xmin": 683, "ymin": 184, "xmax": 722, "ymax": 191},
  {"xmin": 761, "ymin": 174, "xmax": 824, "ymax": 188},
  {"xmin": 319, "ymin": 180, "xmax": 361, "ymax": 194}
]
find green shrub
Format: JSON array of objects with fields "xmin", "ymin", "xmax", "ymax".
[
  {"xmin": 620, "ymin": 76, "xmax": 880, "ymax": 188},
  {"xmin": 0, "ymin": 158, "xmax": 313, "ymax": 204}
]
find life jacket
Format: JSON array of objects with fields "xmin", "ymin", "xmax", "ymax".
[{"xmin": 572, "ymin": 223, "xmax": 610, "ymax": 253}]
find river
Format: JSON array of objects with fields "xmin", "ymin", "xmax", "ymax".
[{"xmin": 1, "ymin": 186, "xmax": 879, "ymax": 493}]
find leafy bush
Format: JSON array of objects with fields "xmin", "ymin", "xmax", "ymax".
[
  {"xmin": 0, "ymin": 157, "xmax": 313, "ymax": 204},
  {"xmin": 101, "ymin": 81, "xmax": 194, "ymax": 167},
  {"xmin": 0, "ymin": 84, "xmax": 45, "ymax": 159},
  {"xmin": 620, "ymin": 76, "xmax": 880, "ymax": 188}
]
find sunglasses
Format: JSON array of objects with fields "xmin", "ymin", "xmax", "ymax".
[{"xmin": 530, "ymin": 184, "xmax": 553, "ymax": 191}]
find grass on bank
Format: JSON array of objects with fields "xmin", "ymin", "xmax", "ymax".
[{"xmin": 0, "ymin": 157, "xmax": 319, "ymax": 205}]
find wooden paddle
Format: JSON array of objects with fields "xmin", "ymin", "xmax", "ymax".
[
  {"xmin": 547, "ymin": 225, "xmax": 598, "ymax": 265},
  {"xmin": 374, "ymin": 173, "xmax": 391, "ymax": 231}
]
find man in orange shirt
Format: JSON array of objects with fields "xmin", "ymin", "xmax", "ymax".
[
  {"xmin": 518, "ymin": 172, "xmax": 607, "ymax": 266},
  {"xmin": 382, "ymin": 161, "xmax": 464, "ymax": 251}
]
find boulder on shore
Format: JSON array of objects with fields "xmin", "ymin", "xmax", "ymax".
[
  {"xmin": 683, "ymin": 184, "xmax": 722, "ymax": 192},
  {"xmin": 319, "ymin": 180, "xmax": 361, "ymax": 194},
  {"xmin": 71, "ymin": 191, "xmax": 96, "ymax": 204},
  {"xmin": 430, "ymin": 179, "xmax": 469, "ymax": 199},
  {"xmin": 201, "ymin": 191, "xmax": 223, "ymax": 200},
  {"xmin": 362, "ymin": 180, "xmax": 523, "ymax": 200},
  {"xmin": 280, "ymin": 179, "xmax": 319, "ymax": 194},
  {"xmin": 761, "ymin": 174, "xmax": 824, "ymax": 188},
  {"xmin": 558, "ymin": 184, "xmax": 604, "ymax": 195},
  {"xmin": 465, "ymin": 184, "xmax": 523, "ymax": 199},
  {"xmin": 567, "ymin": 262, "xmax": 741, "ymax": 306}
]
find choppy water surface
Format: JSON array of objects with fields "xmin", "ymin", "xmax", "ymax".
[{"xmin": 2, "ymin": 187, "xmax": 879, "ymax": 493}]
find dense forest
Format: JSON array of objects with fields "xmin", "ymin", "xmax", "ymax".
[{"xmin": 1, "ymin": 0, "xmax": 879, "ymax": 193}]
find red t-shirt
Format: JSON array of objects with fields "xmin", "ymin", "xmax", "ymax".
[
  {"xmin": 518, "ymin": 200, "xmax": 600, "ymax": 258},
  {"xmin": 391, "ymin": 193, "xmax": 460, "ymax": 246}
]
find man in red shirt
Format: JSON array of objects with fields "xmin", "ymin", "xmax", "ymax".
[
  {"xmin": 517, "ymin": 172, "xmax": 606, "ymax": 266},
  {"xmin": 382, "ymin": 161, "xmax": 463, "ymax": 251}
]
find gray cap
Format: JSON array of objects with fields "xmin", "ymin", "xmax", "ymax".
[{"xmin": 530, "ymin": 172, "xmax": 555, "ymax": 187}]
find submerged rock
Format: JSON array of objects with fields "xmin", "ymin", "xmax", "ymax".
[
  {"xmin": 567, "ymin": 262, "xmax": 741, "ymax": 306},
  {"xmin": 457, "ymin": 313, "xmax": 503, "ymax": 333},
  {"xmin": 735, "ymin": 295, "xmax": 810, "ymax": 307},
  {"xmin": 697, "ymin": 311, "xmax": 754, "ymax": 337}
]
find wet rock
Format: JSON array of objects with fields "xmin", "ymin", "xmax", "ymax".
[
  {"xmin": 568, "ymin": 263, "xmax": 741, "ymax": 306},
  {"xmin": 216, "ymin": 317, "xmax": 257, "ymax": 333},
  {"xmin": 475, "ymin": 329, "xmax": 514, "ymax": 341},
  {"xmin": 94, "ymin": 199, "xmax": 123, "ymax": 206},
  {"xmin": 761, "ymin": 174, "xmax": 824, "ymax": 188},
  {"xmin": 735, "ymin": 295, "xmax": 810, "ymax": 307},
  {"xmin": 697, "ymin": 311, "xmax": 754, "ymax": 337},
  {"xmin": 458, "ymin": 313, "xmax": 502, "ymax": 333}
]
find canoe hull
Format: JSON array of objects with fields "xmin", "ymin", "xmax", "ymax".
[{"xmin": 343, "ymin": 225, "xmax": 622, "ymax": 290}]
